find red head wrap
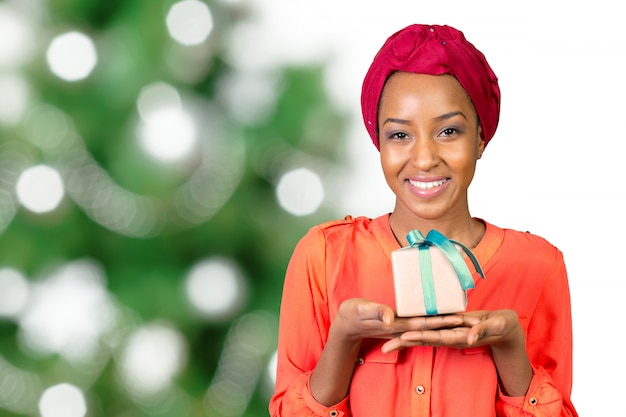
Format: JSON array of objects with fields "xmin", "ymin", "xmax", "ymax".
[{"xmin": 361, "ymin": 24, "xmax": 501, "ymax": 150}]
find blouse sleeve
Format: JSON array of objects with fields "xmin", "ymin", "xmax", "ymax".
[
  {"xmin": 496, "ymin": 249, "xmax": 578, "ymax": 417},
  {"xmin": 269, "ymin": 227, "xmax": 351, "ymax": 417}
]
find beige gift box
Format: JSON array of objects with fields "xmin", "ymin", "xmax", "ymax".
[{"xmin": 391, "ymin": 230, "xmax": 485, "ymax": 317}]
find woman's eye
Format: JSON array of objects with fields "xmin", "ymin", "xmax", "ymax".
[
  {"xmin": 440, "ymin": 127, "xmax": 457, "ymax": 136},
  {"xmin": 390, "ymin": 132, "xmax": 408, "ymax": 140}
]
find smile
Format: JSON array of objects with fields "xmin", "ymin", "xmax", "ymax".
[{"xmin": 408, "ymin": 179, "xmax": 447, "ymax": 190}]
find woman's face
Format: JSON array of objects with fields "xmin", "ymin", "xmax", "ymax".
[{"xmin": 378, "ymin": 72, "xmax": 484, "ymax": 223}]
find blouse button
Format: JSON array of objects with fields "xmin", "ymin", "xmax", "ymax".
[
  {"xmin": 329, "ymin": 410, "xmax": 339, "ymax": 417},
  {"xmin": 415, "ymin": 385, "xmax": 425, "ymax": 395},
  {"xmin": 529, "ymin": 397, "xmax": 538, "ymax": 406}
]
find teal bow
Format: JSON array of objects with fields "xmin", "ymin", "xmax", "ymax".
[{"xmin": 406, "ymin": 229, "xmax": 485, "ymax": 315}]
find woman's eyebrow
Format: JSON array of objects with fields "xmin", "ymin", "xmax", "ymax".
[
  {"xmin": 434, "ymin": 111, "xmax": 468, "ymax": 122},
  {"xmin": 382, "ymin": 117, "xmax": 411, "ymax": 126}
]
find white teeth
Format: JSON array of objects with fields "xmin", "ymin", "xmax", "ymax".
[{"xmin": 409, "ymin": 179, "xmax": 446, "ymax": 190}]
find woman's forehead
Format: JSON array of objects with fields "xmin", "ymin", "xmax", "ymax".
[{"xmin": 380, "ymin": 73, "xmax": 476, "ymax": 114}]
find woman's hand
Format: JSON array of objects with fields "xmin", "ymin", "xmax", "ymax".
[
  {"xmin": 380, "ymin": 309, "xmax": 523, "ymax": 353},
  {"xmin": 330, "ymin": 298, "xmax": 468, "ymax": 345}
]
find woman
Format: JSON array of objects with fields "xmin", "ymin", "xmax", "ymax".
[{"xmin": 269, "ymin": 24, "xmax": 577, "ymax": 417}]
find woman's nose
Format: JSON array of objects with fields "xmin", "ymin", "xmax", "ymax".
[{"xmin": 410, "ymin": 138, "xmax": 438, "ymax": 171}]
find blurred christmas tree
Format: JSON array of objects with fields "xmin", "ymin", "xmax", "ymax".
[{"xmin": 0, "ymin": 0, "xmax": 347, "ymax": 416}]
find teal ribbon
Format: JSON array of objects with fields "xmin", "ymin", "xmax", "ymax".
[{"xmin": 406, "ymin": 229, "xmax": 485, "ymax": 315}]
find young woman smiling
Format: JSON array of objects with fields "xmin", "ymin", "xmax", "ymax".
[{"xmin": 270, "ymin": 24, "xmax": 578, "ymax": 417}]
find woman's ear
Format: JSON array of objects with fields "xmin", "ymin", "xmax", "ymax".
[{"xmin": 477, "ymin": 126, "xmax": 485, "ymax": 159}]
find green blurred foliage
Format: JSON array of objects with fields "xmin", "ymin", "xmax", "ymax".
[{"xmin": 0, "ymin": 0, "xmax": 347, "ymax": 416}]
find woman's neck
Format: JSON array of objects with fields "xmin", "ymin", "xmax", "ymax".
[{"xmin": 388, "ymin": 212, "xmax": 485, "ymax": 249}]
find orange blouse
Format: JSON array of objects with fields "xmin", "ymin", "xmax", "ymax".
[{"xmin": 269, "ymin": 214, "xmax": 578, "ymax": 417}]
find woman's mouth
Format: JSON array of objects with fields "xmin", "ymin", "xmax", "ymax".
[
  {"xmin": 408, "ymin": 178, "xmax": 447, "ymax": 190},
  {"xmin": 406, "ymin": 178, "xmax": 449, "ymax": 198}
]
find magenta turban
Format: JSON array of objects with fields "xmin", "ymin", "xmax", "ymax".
[{"xmin": 361, "ymin": 24, "xmax": 501, "ymax": 150}]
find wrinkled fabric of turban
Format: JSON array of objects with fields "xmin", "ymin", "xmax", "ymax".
[{"xmin": 361, "ymin": 24, "xmax": 501, "ymax": 150}]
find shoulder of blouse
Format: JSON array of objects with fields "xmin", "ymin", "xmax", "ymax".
[
  {"xmin": 483, "ymin": 220, "xmax": 563, "ymax": 256},
  {"xmin": 314, "ymin": 215, "xmax": 372, "ymax": 230}
]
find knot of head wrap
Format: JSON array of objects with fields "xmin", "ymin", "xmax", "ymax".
[{"xmin": 361, "ymin": 24, "xmax": 501, "ymax": 150}]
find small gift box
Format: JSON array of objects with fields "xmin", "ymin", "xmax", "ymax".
[{"xmin": 391, "ymin": 229, "xmax": 485, "ymax": 317}]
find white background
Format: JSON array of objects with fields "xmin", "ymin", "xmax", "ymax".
[{"xmin": 240, "ymin": 0, "xmax": 625, "ymax": 414}]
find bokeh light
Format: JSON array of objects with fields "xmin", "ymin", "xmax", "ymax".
[
  {"xmin": 136, "ymin": 81, "xmax": 197, "ymax": 163},
  {"xmin": 217, "ymin": 71, "xmax": 279, "ymax": 125},
  {"xmin": 138, "ymin": 106, "xmax": 197, "ymax": 163},
  {"xmin": 205, "ymin": 312, "xmax": 276, "ymax": 416},
  {"xmin": 166, "ymin": 0, "xmax": 214, "ymax": 46},
  {"xmin": 276, "ymin": 167, "xmax": 325, "ymax": 216},
  {"xmin": 21, "ymin": 103, "xmax": 76, "ymax": 152},
  {"xmin": 0, "ymin": 73, "xmax": 29, "ymax": 125},
  {"xmin": 0, "ymin": 140, "xmax": 25, "ymax": 235},
  {"xmin": 38, "ymin": 383, "xmax": 87, "ymax": 417},
  {"xmin": 18, "ymin": 260, "xmax": 116, "ymax": 362},
  {"xmin": 15, "ymin": 164, "xmax": 65, "ymax": 214},
  {"xmin": 184, "ymin": 257, "xmax": 247, "ymax": 321},
  {"xmin": 267, "ymin": 350, "xmax": 278, "ymax": 387},
  {"xmin": 137, "ymin": 82, "xmax": 182, "ymax": 122},
  {"xmin": 0, "ymin": 267, "xmax": 30, "ymax": 318},
  {"xmin": 117, "ymin": 322, "xmax": 187, "ymax": 398},
  {"xmin": 0, "ymin": 4, "xmax": 35, "ymax": 68},
  {"xmin": 46, "ymin": 31, "xmax": 97, "ymax": 81},
  {"xmin": 62, "ymin": 150, "xmax": 167, "ymax": 237},
  {"xmin": 0, "ymin": 354, "xmax": 43, "ymax": 415}
]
